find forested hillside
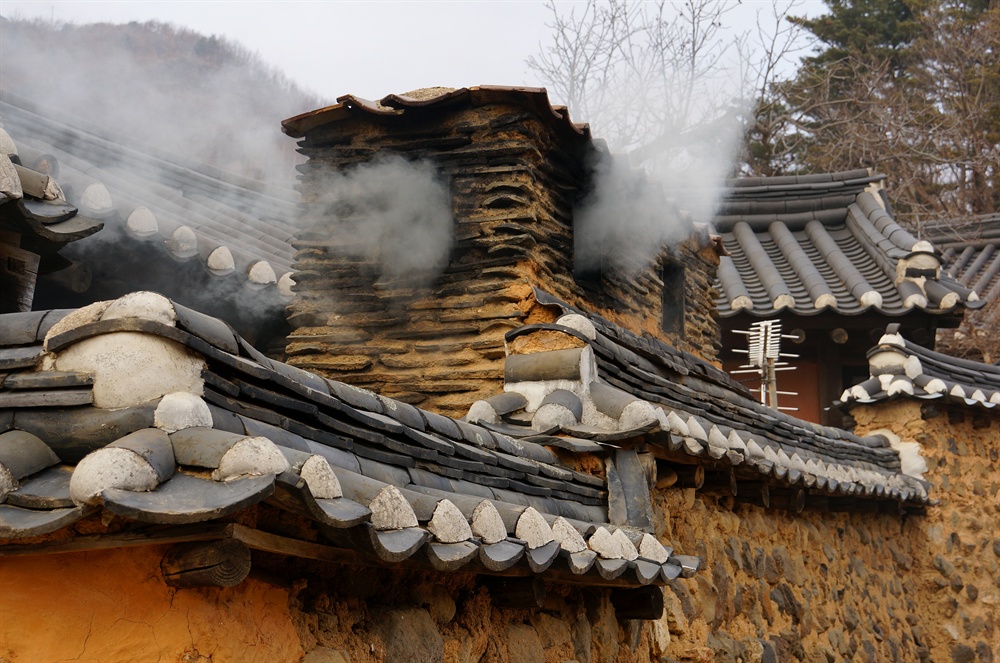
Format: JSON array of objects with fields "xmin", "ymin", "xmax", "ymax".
[{"xmin": 0, "ymin": 17, "xmax": 325, "ymax": 183}]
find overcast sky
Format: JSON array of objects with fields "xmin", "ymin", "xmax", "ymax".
[{"xmin": 1, "ymin": 0, "xmax": 826, "ymax": 108}]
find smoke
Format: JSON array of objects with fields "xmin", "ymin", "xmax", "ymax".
[
  {"xmin": 531, "ymin": 0, "xmax": 754, "ymax": 276},
  {"xmin": 312, "ymin": 155, "xmax": 454, "ymax": 283},
  {"xmin": 0, "ymin": 17, "xmax": 327, "ymax": 342},
  {"xmin": 0, "ymin": 17, "xmax": 322, "ymax": 183},
  {"xmin": 573, "ymin": 99, "xmax": 748, "ymax": 276}
]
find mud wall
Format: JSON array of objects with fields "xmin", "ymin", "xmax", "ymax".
[
  {"xmin": 0, "ymin": 545, "xmax": 303, "ymax": 662},
  {"xmin": 3, "ymin": 399, "xmax": 994, "ymax": 663}
]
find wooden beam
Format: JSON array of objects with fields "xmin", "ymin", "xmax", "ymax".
[
  {"xmin": 0, "ymin": 523, "xmax": 235, "ymax": 557},
  {"xmin": 611, "ymin": 585, "xmax": 664, "ymax": 620},
  {"xmin": 161, "ymin": 539, "xmax": 251, "ymax": 588},
  {"xmin": 700, "ymin": 468, "xmax": 737, "ymax": 496},
  {"xmin": 0, "ymin": 241, "xmax": 39, "ymax": 313},
  {"xmin": 675, "ymin": 465, "xmax": 704, "ymax": 489},
  {"xmin": 485, "ymin": 577, "xmax": 545, "ymax": 609}
]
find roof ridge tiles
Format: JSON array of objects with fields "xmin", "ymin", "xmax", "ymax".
[
  {"xmin": 725, "ymin": 169, "xmax": 880, "ymax": 189},
  {"xmin": 3, "ymin": 296, "xmax": 691, "ymax": 585},
  {"xmin": 840, "ymin": 326, "xmax": 1000, "ymax": 410},
  {"xmin": 715, "ymin": 177, "xmax": 984, "ymax": 317},
  {"xmin": 0, "ymin": 93, "xmax": 298, "ymax": 203},
  {"xmin": 283, "ymin": 86, "xmax": 591, "ymax": 143},
  {"xmin": 494, "ymin": 290, "xmax": 923, "ymax": 502}
]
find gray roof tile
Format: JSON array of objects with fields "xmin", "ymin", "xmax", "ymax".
[
  {"xmin": 472, "ymin": 290, "xmax": 929, "ymax": 508},
  {"xmin": 838, "ymin": 325, "xmax": 1000, "ymax": 410},
  {"xmin": 714, "ymin": 172, "xmax": 982, "ymax": 317},
  {"xmin": 0, "ymin": 293, "xmax": 674, "ymax": 589}
]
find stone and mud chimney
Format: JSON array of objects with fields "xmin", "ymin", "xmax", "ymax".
[{"xmin": 281, "ymin": 87, "xmax": 721, "ymax": 417}]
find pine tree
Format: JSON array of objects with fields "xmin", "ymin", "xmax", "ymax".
[{"xmin": 772, "ymin": 0, "xmax": 999, "ymax": 222}]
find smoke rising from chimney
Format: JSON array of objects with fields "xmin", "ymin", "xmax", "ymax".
[
  {"xmin": 572, "ymin": 93, "xmax": 747, "ymax": 276},
  {"xmin": 528, "ymin": 0, "xmax": 753, "ymax": 276},
  {"xmin": 311, "ymin": 155, "xmax": 454, "ymax": 283}
]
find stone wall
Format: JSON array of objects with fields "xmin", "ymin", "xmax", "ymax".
[
  {"xmin": 286, "ymin": 101, "xmax": 722, "ymax": 418},
  {"xmin": 3, "ymin": 398, "xmax": 996, "ymax": 662},
  {"xmin": 285, "ymin": 399, "xmax": 999, "ymax": 663}
]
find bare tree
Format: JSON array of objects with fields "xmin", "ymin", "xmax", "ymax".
[
  {"xmin": 736, "ymin": 2, "xmax": 812, "ymax": 176},
  {"xmin": 773, "ymin": 0, "xmax": 999, "ymax": 225},
  {"xmin": 527, "ymin": 0, "xmax": 806, "ymax": 178}
]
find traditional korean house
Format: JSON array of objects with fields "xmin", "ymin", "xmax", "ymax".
[
  {"xmin": 1, "ymin": 86, "xmax": 997, "ymax": 662},
  {"xmin": 713, "ymin": 171, "xmax": 983, "ymax": 425}
]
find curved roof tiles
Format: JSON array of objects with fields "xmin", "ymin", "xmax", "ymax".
[
  {"xmin": 0, "ymin": 93, "xmax": 298, "ymax": 301},
  {"xmin": 0, "ymin": 292, "xmax": 694, "ymax": 587},
  {"xmin": 714, "ymin": 170, "xmax": 981, "ymax": 317},
  {"xmin": 923, "ymin": 213, "xmax": 1000, "ymax": 304},
  {"xmin": 463, "ymin": 289, "xmax": 932, "ymax": 509},
  {"xmin": 282, "ymin": 85, "xmax": 591, "ymax": 144},
  {"xmin": 838, "ymin": 324, "xmax": 1000, "ymax": 409}
]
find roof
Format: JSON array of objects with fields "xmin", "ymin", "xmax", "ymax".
[
  {"xmin": 0, "ymin": 92, "xmax": 298, "ymax": 301},
  {"xmin": 0, "ymin": 292, "xmax": 698, "ymax": 587},
  {"xmin": 463, "ymin": 289, "xmax": 932, "ymax": 509},
  {"xmin": 921, "ymin": 213, "xmax": 1000, "ymax": 303},
  {"xmin": 837, "ymin": 324, "xmax": 1000, "ymax": 409},
  {"xmin": 1, "ymin": 142, "xmax": 103, "ymax": 257},
  {"xmin": 281, "ymin": 86, "xmax": 591, "ymax": 143},
  {"xmin": 713, "ymin": 170, "xmax": 981, "ymax": 318}
]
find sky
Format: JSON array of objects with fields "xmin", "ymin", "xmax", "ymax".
[{"xmin": 0, "ymin": 0, "xmax": 827, "ymax": 107}]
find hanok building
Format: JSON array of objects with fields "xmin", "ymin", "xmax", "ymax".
[
  {"xmin": 1, "ymin": 87, "xmax": 997, "ymax": 662},
  {"xmin": 713, "ymin": 171, "xmax": 982, "ymax": 425}
]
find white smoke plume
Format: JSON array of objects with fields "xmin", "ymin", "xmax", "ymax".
[
  {"xmin": 573, "ymin": 101, "xmax": 748, "ymax": 276},
  {"xmin": 529, "ymin": 0, "xmax": 756, "ymax": 276},
  {"xmin": 0, "ymin": 17, "xmax": 324, "ymax": 340},
  {"xmin": 312, "ymin": 155, "xmax": 454, "ymax": 282},
  {"xmin": 0, "ymin": 17, "xmax": 321, "ymax": 183}
]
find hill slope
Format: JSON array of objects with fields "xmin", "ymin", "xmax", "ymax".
[{"xmin": 0, "ymin": 17, "xmax": 325, "ymax": 183}]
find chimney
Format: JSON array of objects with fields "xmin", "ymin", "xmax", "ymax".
[{"xmin": 281, "ymin": 87, "xmax": 721, "ymax": 417}]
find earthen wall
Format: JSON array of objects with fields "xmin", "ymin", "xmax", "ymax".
[{"xmin": 5, "ymin": 400, "xmax": 994, "ymax": 662}]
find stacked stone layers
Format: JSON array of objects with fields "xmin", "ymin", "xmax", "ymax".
[{"xmin": 283, "ymin": 88, "xmax": 721, "ymax": 417}]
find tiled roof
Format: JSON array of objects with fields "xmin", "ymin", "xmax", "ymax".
[
  {"xmin": 921, "ymin": 213, "xmax": 1000, "ymax": 303},
  {"xmin": 282, "ymin": 85, "xmax": 590, "ymax": 143},
  {"xmin": 713, "ymin": 170, "xmax": 981, "ymax": 317},
  {"xmin": 0, "ymin": 292, "xmax": 697, "ymax": 586},
  {"xmin": 0, "ymin": 92, "xmax": 298, "ymax": 300},
  {"xmin": 837, "ymin": 324, "xmax": 1000, "ymax": 409},
  {"xmin": 463, "ymin": 289, "xmax": 932, "ymax": 509},
  {"xmin": 0, "ymin": 135, "xmax": 103, "ymax": 253}
]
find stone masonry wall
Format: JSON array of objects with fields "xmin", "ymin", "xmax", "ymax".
[
  {"xmin": 283, "ymin": 399, "xmax": 999, "ymax": 663},
  {"xmin": 3, "ymin": 399, "xmax": 995, "ymax": 662},
  {"xmin": 286, "ymin": 103, "xmax": 721, "ymax": 418}
]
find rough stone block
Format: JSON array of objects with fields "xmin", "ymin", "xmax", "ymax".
[
  {"xmin": 372, "ymin": 608, "xmax": 443, "ymax": 663},
  {"xmin": 506, "ymin": 624, "xmax": 545, "ymax": 663}
]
